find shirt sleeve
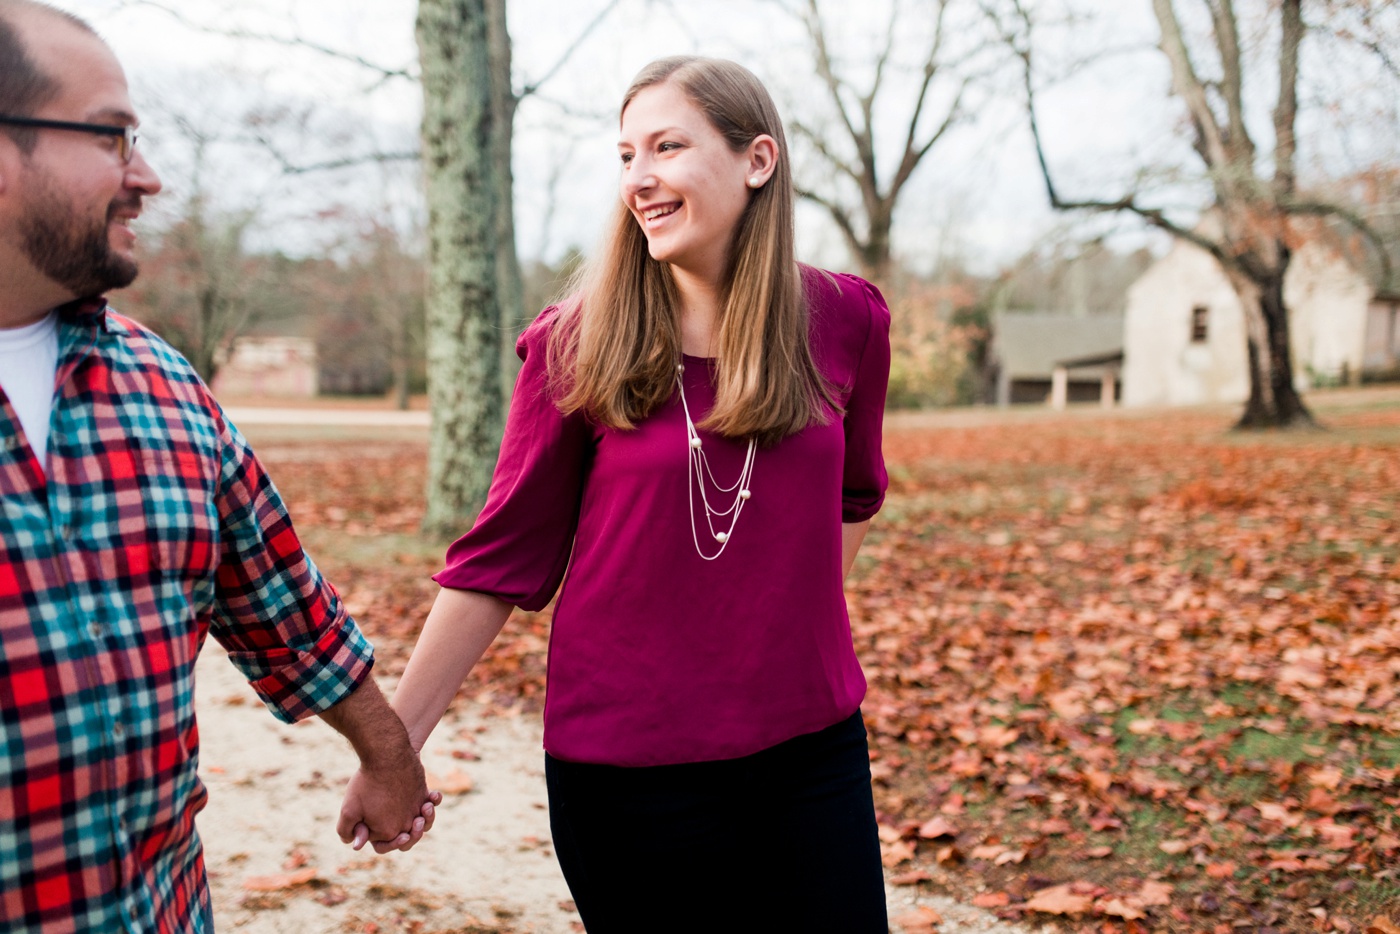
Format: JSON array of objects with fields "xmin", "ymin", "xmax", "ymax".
[
  {"xmin": 208, "ymin": 409, "xmax": 374, "ymax": 724},
  {"xmin": 840, "ymin": 276, "xmax": 891, "ymax": 523},
  {"xmin": 432, "ymin": 312, "xmax": 591, "ymax": 611}
]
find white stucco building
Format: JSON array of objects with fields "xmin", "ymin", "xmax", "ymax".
[{"xmin": 1122, "ymin": 238, "xmax": 1380, "ymax": 407}]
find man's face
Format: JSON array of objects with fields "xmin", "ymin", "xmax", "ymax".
[
  {"xmin": 1, "ymin": 15, "xmax": 161, "ymax": 302},
  {"xmin": 15, "ymin": 153, "xmax": 143, "ymax": 297}
]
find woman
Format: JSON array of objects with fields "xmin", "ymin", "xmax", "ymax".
[{"xmin": 359, "ymin": 56, "xmax": 891, "ymax": 932}]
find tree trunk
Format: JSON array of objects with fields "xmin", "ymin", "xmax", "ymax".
[
  {"xmin": 418, "ymin": 0, "xmax": 506, "ymax": 538},
  {"xmin": 486, "ymin": 0, "xmax": 526, "ymax": 400},
  {"xmin": 1228, "ymin": 252, "xmax": 1315, "ymax": 429}
]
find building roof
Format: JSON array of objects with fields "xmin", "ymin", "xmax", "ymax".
[{"xmin": 991, "ymin": 312, "xmax": 1124, "ymax": 378}]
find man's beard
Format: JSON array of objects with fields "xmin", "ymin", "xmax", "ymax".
[{"xmin": 17, "ymin": 170, "xmax": 139, "ymax": 300}]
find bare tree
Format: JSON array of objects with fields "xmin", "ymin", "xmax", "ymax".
[
  {"xmin": 783, "ymin": 0, "xmax": 976, "ymax": 283},
  {"xmin": 992, "ymin": 0, "xmax": 1396, "ymax": 428}
]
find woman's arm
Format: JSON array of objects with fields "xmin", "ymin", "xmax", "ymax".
[
  {"xmin": 390, "ymin": 587, "xmax": 515, "ymax": 751},
  {"xmin": 337, "ymin": 587, "xmax": 512, "ymax": 851},
  {"xmin": 841, "ymin": 520, "xmax": 870, "ymax": 580}
]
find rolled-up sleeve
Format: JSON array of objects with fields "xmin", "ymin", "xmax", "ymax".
[
  {"xmin": 840, "ymin": 277, "xmax": 891, "ymax": 522},
  {"xmin": 209, "ymin": 414, "xmax": 373, "ymax": 724},
  {"xmin": 433, "ymin": 313, "xmax": 591, "ymax": 611}
]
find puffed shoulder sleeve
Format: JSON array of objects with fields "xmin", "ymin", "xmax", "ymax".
[
  {"xmin": 840, "ymin": 276, "xmax": 891, "ymax": 523},
  {"xmin": 432, "ymin": 311, "xmax": 591, "ymax": 610}
]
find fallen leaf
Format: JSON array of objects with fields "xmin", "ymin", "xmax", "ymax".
[
  {"xmin": 972, "ymin": 892, "xmax": 1011, "ymax": 908},
  {"xmin": 425, "ymin": 769, "xmax": 475, "ymax": 795},
  {"xmin": 1158, "ymin": 840, "xmax": 1190, "ymax": 855},
  {"xmin": 1135, "ymin": 881, "xmax": 1173, "ymax": 906},
  {"xmin": 1023, "ymin": 884, "xmax": 1093, "ymax": 915},
  {"xmin": 242, "ymin": 867, "xmax": 318, "ymax": 891},
  {"xmin": 881, "ymin": 839, "xmax": 916, "ymax": 867},
  {"xmin": 894, "ymin": 906, "xmax": 943, "ymax": 933},
  {"xmin": 1083, "ymin": 846, "xmax": 1114, "ymax": 859},
  {"xmin": 917, "ymin": 817, "xmax": 959, "ymax": 839},
  {"xmin": 1367, "ymin": 918, "xmax": 1400, "ymax": 934},
  {"xmin": 1098, "ymin": 898, "xmax": 1146, "ymax": 920},
  {"xmin": 282, "ymin": 846, "xmax": 312, "ymax": 870}
]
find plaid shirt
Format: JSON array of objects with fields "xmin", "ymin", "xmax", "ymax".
[{"xmin": 0, "ymin": 300, "xmax": 374, "ymax": 933}]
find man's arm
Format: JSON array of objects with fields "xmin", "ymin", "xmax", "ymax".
[{"xmin": 318, "ymin": 676, "xmax": 438, "ymax": 852}]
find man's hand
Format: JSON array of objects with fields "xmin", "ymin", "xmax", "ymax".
[
  {"xmin": 318, "ymin": 677, "xmax": 441, "ymax": 853},
  {"xmin": 339, "ymin": 764, "xmax": 443, "ymax": 853}
]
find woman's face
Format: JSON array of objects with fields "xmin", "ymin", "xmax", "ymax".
[{"xmin": 618, "ymin": 81, "xmax": 760, "ymax": 286}]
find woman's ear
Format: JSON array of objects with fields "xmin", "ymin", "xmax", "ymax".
[{"xmin": 743, "ymin": 134, "xmax": 779, "ymax": 189}]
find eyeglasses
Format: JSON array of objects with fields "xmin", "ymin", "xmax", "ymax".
[{"xmin": 0, "ymin": 116, "xmax": 138, "ymax": 163}]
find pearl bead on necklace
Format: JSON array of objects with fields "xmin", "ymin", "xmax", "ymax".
[{"xmin": 677, "ymin": 362, "xmax": 756, "ymax": 560}]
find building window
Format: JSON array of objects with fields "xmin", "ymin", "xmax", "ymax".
[{"xmin": 1190, "ymin": 305, "xmax": 1209, "ymax": 343}]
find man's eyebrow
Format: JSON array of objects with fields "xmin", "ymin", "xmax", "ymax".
[{"xmin": 86, "ymin": 107, "xmax": 138, "ymax": 126}]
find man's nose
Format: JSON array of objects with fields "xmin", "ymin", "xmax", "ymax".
[{"xmin": 125, "ymin": 149, "xmax": 162, "ymax": 196}]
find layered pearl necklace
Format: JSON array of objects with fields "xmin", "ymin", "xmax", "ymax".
[{"xmin": 676, "ymin": 362, "xmax": 755, "ymax": 560}]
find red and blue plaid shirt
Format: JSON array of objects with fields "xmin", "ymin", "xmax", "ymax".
[{"xmin": 0, "ymin": 300, "xmax": 374, "ymax": 933}]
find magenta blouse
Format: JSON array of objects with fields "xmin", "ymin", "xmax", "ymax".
[{"xmin": 434, "ymin": 268, "xmax": 891, "ymax": 766}]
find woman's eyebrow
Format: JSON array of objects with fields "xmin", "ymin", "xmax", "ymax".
[{"xmin": 618, "ymin": 126, "xmax": 689, "ymax": 147}]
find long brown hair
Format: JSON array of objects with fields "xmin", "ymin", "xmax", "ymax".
[{"xmin": 547, "ymin": 56, "xmax": 835, "ymax": 446}]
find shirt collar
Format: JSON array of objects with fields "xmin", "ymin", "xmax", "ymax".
[{"xmin": 56, "ymin": 296, "xmax": 110, "ymax": 331}]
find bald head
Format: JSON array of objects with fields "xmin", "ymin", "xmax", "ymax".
[{"xmin": 0, "ymin": 1, "xmax": 102, "ymax": 151}]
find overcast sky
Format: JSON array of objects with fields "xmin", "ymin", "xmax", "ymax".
[{"xmin": 61, "ymin": 0, "xmax": 1392, "ymax": 278}]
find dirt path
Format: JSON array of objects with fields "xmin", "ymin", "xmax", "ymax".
[{"xmin": 195, "ymin": 645, "xmax": 1028, "ymax": 933}]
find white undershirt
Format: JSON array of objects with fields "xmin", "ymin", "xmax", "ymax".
[{"xmin": 0, "ymin": 312, "xmax": 60, "ymax": 469}]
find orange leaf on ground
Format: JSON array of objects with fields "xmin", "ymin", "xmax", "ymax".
[
  {"xmin": 425, "ymin": 769, "xmax": 475, "ymax": 795},
  {"xmin": 242, "ymin": 867, "xmax": 318, "ymax": 891},
  {"xmin": 1135, "ymin": 881, "xmax": 1174, "ymax": 906},
  {"xmin": 917, "ymin": 816, "xmax": 959, "ymax": 839},
  {"xmin": 1023, "ymin": 884, "xmax": 1093, "ymax": 915},
  {"xmin": 1098, "ymin": 898, "xmax": 1146, "ymax": 920},
  {"xmin": 1367, "ymin": 918, "xmax": 1400, "ymax": 934},
  {"xmin": 894, "ymin": 906, "xmax": 944, "ymax": 933},
  {"xmin": 1158, "ymin": 840, "xmax": 1190, "ymax": 855},
  {"xmin": 972, "ymin": 892, "xmax": 1011, "ymax": 908},
  {"xmin": 1205, "ymin": 861, "xmax": 1237, "ymax": 879}
]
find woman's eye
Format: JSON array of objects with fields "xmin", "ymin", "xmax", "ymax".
[
  {"xmin": 620, "ymin": 152, "xmax": 634, "ymax": 165},
  {"xmin": 658, "ymin": 141, "xmax": 680, "ymax": 153}
]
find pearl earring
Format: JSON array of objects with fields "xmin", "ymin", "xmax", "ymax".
[{"xmin": 748, "ymin": 177, "xmax": 762, "ymax": 188}]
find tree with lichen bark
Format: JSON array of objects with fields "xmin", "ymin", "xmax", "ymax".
[
  {"xmin": 417, "ymin": 0, "xmax": 508, "ymax": 537},
  {"xmin": 990, "ymin": 0, "xmax": 1396, "ymax": 429}
]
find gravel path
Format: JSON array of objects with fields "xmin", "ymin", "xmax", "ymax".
[{"xmin": 194, "ymin": 646, "xmax": 1028, "ymax": 933}]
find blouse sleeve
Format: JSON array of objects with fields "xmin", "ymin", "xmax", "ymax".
[
  {"xmin": 840, "ymin": 276, "xmax": 891, "ymax": 523},
  {"xmin": 432, "ymin": 312, "xmax": 591, "ymax": 611}
]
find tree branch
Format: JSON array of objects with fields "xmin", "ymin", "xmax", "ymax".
[
  {"xmin": 1273, "ymin": 0, "xmax": 1302, "ymax": 197},
  {"xmin": 790, "ymin": 119, "xmax": 864, "ymax": 187},
  {"xmin": 1151, "ymin": 0, "xmax": 1233, "ymax": 173},
  {"xmin": 794, "ymin": 185, "xmax": 862, "ymax": 257},
  {"xmin": 518, "ymin": 0, "xmax": 625, "ymax": 100},
  {"xmin": 1284, "ymin": 197, "xmax": 1395, "ymax": 289},
  {"xmin": 122, "ymin": 0, "xmax": 414, "ymax": 82}
]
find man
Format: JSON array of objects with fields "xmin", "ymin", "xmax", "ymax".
[{"xmin": 0, "ymin": 2, "xmax": 437, "ymax": 930}]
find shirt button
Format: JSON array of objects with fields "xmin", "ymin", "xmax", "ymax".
[
  {"xmin": 88, "ymin": 622, "xmax": 104, "ymax": 639},
  {"xmin": 112, "ymin": 723, "xmax": 126, "ymax": 740}
]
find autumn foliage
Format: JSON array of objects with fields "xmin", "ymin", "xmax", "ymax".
[{"xmin": 259, "ymin": 390, "xmax": 1400, "ymax": 932}]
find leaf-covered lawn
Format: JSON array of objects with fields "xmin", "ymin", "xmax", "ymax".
[{"xmin": 258, "ymin": 390, "xmax": 1400, "ymax": 932}]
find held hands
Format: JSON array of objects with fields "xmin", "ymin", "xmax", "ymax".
[{"xmin": 337, "ymin": 753, "xmax": 444, "ymax": 854}]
